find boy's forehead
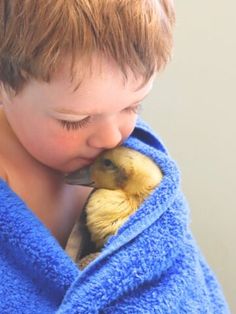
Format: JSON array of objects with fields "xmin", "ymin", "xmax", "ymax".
[
  {"xmin": 4, "ymin": 55, "xmax": 155, "ymax": 115},
  {"xmin": 33, "ymin": 55, "xmax": 157, "ymax": 115},
  {"xmin": 55, "ymin": 55, "xmax": 156, "ymax": 94},
  {"xmin": 52, "ymin": 76, "xmax": 154, "ymax": 115}
]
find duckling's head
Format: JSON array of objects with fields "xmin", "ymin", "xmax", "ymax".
[{"xmin": 65, "ymin": 146, "xmax": 163, "ymax": 196}]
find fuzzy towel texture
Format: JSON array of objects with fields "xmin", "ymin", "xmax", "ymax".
[{"xmin": 0, "ymin": 118, "xmax": 229, "ymax": 313}]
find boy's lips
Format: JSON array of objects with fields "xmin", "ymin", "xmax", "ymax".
[
  {"xmin": 80, "ymin": 151, "xmax": 104, "ymax": 163},
  {"xmin": 81, "ymin": 157, "xmax": 95, "ymax": 162},
  {"xmin": 79, "ymin": 156, "xmax": 98, "ymax": 164},
  {"xmin": 81, "ymin": 158, "xmax": 94, "ymax": 167},
  {"xmin": 80, "ymin": 157, "xmax": 95, "ymax": 164}
]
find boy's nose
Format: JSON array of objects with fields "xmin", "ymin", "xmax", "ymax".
[{"xmin": 87, "ymin": 116, "xmax": 123, "ymax": 149}]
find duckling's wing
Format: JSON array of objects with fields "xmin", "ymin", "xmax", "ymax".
[
  {"xmin": 65, "ymin": 213, "xmax": 98, "ymax": 262},
  {"xmin": 86, "ymin": 189, "xmax": 138, "ymax": 248}
]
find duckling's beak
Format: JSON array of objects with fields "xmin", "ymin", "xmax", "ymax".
[{"xmin": 64, "ymin": 166, "xmax": 95, "ymax": 187}]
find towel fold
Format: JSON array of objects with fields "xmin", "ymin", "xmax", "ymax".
[{"xmin": 0, "ymin": 118, "xmax": 229, "ymax": 313}]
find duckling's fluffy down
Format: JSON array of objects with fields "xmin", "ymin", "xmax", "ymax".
[{"xmin": 66, "ymin": 146, "xmax": 163, "ymax": 253}]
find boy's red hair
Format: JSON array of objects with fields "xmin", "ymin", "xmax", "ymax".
[{"xmin": 0, "ymin": 0, "xmax": 175, "ymax": 94}]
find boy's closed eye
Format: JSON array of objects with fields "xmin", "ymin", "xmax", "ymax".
[{"xmin": 58, "ymin": 104, "xmax": 142, "ymax": 131}]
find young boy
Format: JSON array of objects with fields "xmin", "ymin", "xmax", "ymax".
[
  {"xmin": 0, "ymin": 1, "xmax": 229, "ymax": 313},
  {"xmin": 0, "ymin": 0, "xmax": 173, "ymax": 247}
]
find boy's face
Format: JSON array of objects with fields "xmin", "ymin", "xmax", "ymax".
[{"xmin": 2, "ymin": 56, "xmax": 155, "ymax": 173}]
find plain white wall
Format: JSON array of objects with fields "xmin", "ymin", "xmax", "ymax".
[{"xmin": 141, "ymin": 1, "xmax": 236, "ymax": 312}]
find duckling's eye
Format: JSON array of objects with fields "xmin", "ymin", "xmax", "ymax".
[
  {"xmin": 103, "ymin": 158, "xmax": 113, "ymax": 167},
  {"xmin": 102, "ymin": 158, "xmax": 116, "ymax": 170}
]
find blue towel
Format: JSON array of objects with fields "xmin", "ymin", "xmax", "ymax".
[{"xmin": 0, "ymin": 118, "xmax": 229, "ymax": 313}]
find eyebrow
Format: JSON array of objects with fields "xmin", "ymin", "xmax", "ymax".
[{"xmin": 54, "ymin": 96, "xmax": 148, "ymax": 116}]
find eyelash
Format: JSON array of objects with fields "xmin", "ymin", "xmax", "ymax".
[
  {"xmin": 59, "ymin": 104, "xmax": 142, "ymax": 131},
  {"xmin": 60, "ymin": 116, "xmax": 91, "ymax": 131}
]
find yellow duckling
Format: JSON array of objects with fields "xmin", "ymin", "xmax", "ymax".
[{"xmin": 65, "ymin": 147, "xmax": 163, "ymax": 264}]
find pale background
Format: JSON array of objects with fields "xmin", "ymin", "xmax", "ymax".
[{"xmin": 141, "ymin": 1, "xmax": 236, "ymax": 312}]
